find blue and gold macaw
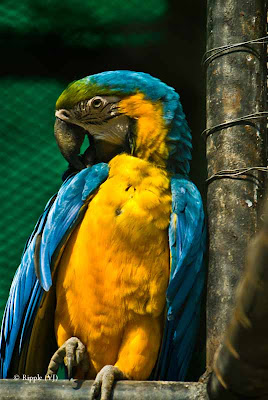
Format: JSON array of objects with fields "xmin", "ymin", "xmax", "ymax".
[{"xmin": 0, "ymin": 71, "xmax": 206, "ymax": 400}]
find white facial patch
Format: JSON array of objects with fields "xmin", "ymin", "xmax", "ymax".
[{"xmin": 88, "ymin": 115, "xmax": 130, "ymax": 145}]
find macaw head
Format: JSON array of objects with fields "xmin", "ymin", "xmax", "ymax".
[{"xmin": 55, "ymin": 71, "xmax": 192, "ymax": 174}]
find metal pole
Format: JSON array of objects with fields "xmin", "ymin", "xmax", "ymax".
[{"xmin": 205, "ymin": 0, "xmax": 267, "ymax": 369}]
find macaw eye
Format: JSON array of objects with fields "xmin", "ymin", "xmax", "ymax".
[{"xmin": 91, "ymin": 97, "xmax": 103, "ymax": 109}]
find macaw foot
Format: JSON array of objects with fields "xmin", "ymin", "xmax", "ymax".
[
  {"xmin": 46, "ymin": 336, "xmax": 89, "ymax": 379},
  {"xmin": 90, "ymin": 365, "xmax": 127, "ymax": 400}
]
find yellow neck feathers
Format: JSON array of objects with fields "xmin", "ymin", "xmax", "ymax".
[{"xmin": 119, "ymin": 93, "xmax": 169, "ymax": 166}]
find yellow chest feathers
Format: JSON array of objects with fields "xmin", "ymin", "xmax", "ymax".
[
  {"xmin": 91, "ymin": 154, "xmax": 172, "ymax": 242},
  {"xmin": 57, "ymin": 154, "xmax": 172, "ymax": 319}
]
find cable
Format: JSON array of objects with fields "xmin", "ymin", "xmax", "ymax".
[
  {"xmin": 202, "ymin": 36, "xmax": 268, "ymax": 66},
  {"xmin": 202, "ymin": 111, "xmax": 268, "ymax": 139},
  {"xmin": 206, "ymin": 166, "xmax": 268, "ymax": 187}
]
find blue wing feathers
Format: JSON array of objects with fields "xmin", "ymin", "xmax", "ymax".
[
  {"xmin": 0, "ymin": 208, "xmax": 49, "ymax": 377},
  {"xmin": 173, "ymin": 268, "xmax": 206, "ymax": 345},
  {"xmin": 175, "ymin": 311, "xmax": 201, "ymax": 378},
  {"xmin": 167, "ymin": 179, "xmax": 204, "ymax": 305},
  {"xmin": 21, "ymin": 195, "xmax": 57, "ymax": 259},
  {"xmin": 38, "ymin": 163, "xmax": 109, "ymax": 292},
  {"xmin": 19, "ymin": 282, "xmax": 43, "ymax": 351},
  {"xmin": 156, "ymin": 175, "xmax": 206, "ymax": 381},
  {"xmin": 0, "ymin": 163, "xmax": 109, "ymax": 378}
]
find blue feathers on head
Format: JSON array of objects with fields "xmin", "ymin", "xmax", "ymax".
[
  {"xmin": 89, "ymin": 71, "xmax": 192, "ymax": 175},
  {"xmin": 65, "ymin": 71, "xmax": 193, "ymax": 175}
]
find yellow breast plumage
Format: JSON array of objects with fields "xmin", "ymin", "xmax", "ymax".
[{"xmin": 54, "ymin": 154, "xmax": 171, "ymax": 378}]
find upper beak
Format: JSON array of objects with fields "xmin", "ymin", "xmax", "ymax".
[{"xmin": 54, "ymin": 117, "xmax": 86, "ymax": 170}]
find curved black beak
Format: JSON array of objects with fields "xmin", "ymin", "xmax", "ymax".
[{"xmin": 54, "ymin": 117, "xmax": 86, "ymax": 170}]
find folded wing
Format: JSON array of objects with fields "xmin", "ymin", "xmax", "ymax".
[
  {"xmin": 0, "ymin": 163, "xmax": 109, "ymax": 378},
  {"xmin": 155, "ymin": 176, "xmax": 206, "ymax": 380}
]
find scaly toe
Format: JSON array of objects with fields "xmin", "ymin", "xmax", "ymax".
[
  {"xmin": 46, "ymin": 336, "xmax": 89, "ymax": 379},
  {"xmin": 90, "ymin": 365, "xmax": 126, "ymax": 400}
]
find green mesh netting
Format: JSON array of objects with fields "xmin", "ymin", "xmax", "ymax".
[
  {"xmin": 0, "ymin": 78, "xmax": 67, "ymax": 317},
  {"xmin": 0, "ymin": 1, "xmax": 167, "ymax": 320}
]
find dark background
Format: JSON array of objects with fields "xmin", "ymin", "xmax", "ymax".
[{"xmin": 0, "ymin": 0, "xmax": 207, "ymax": 379}]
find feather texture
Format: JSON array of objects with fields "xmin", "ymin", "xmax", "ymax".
[
  {"xmin": 1, "ymin": 71, "xmax": 205, "ymax": 382},
  {"xmin": 56, "ymin": 71, "xmax": 192, "ymax": 174},
  {"xmin": 0, "ymin": 164, "xmax": 109, "ymax": 378},
  {"xmin": 155, "ymin": 175, "xmax": 206, "ymax": 380},
  {"xmin": 0, "ymin": 166, "xmax": 205, "ymax": 380}
]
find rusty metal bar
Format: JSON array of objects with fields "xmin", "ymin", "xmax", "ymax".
[
  {"xmin": 0, "ymin": 379, "xmax": 208, "ymax": 400},
  {"xmin": 205, "ymin": 0, "xmax": 267, "ymax": 369},
  {"xmin": 208, "ymin": 199, "xmax": 268, "ymax": 399}
]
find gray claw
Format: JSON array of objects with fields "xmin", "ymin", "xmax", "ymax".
[
  {"xmin": 46, "ymin": 336, "xmax": 89, "ymax": 379},
  {"xmin": 67, "ymin": 357, "xmax": 73, "ymax": 380},
  {"xmin": 90, "ymin": 365, "xmax": 126, "ymax": 400}
]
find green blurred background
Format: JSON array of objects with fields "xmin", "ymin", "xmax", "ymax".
[{"xmin": 0, "ymin": 0, "xmax": 206, "ymax": 379}]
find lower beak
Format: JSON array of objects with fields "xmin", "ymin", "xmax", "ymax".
[{"xmin": 54, "ymin": 117, "xmax": 86, "ymax": 170}]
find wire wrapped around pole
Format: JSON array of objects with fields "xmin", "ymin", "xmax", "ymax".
[
  {"xmin": 206, "ymin": 166, "xmax": 268, "ymax": 188},
  {"xmin": 202, "ymin": 36, "xmax": 268, "ymax": 66},
  {"xmin": 202, "ymin": 111, "xmax": 268, "ymax": 139}
]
